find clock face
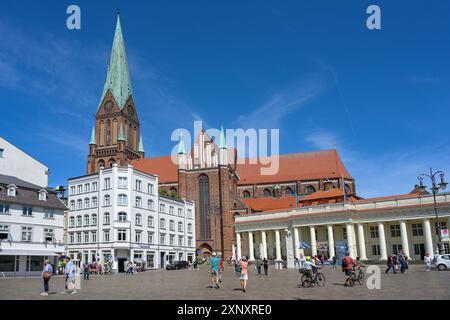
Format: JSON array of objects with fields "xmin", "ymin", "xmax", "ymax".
[
  {"xmin": 104, "ymin": 101, "xmax": 113, "ymax": 113},
  {"xmin": 128, "ymin": 105, "xmax": 134, "ymax": 116}
]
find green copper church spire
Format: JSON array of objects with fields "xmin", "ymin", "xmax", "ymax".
[
  {"xmin": 98, "ymin": 13, "xmax": 133, "ymax": 111},
  {"xmin": 118, "ymin": 124, "xmax": 125, "ymax": 141},
  {"xmin": 178, "ymin": 132, "xmax": 186, "ymax": 154},
  {"xmin": 89, "ymin": 127, "xmax": 96, "ymax": 145},
  {"xmin": 138, "ymin": 135, "xmax": 145, "ymax": 153}
]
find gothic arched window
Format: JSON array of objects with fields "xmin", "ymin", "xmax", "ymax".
[
  {"xmin": 284, "ymin": 187, "xmax": 294, "ymax": 195},
  {"xmin": 198, "ymin": 174, "xmax": 211, "ymax": 239},
  {"xmin": 263, "ymin": 188, "xmax": 272, "ymax": 197},
  {"xmin": 106, "ymin": 120, "xmax": 111, "ymax": 145},
  {"xmin": 98, "ymin": 160, "xmax": 105, "ymax": 170},
  {"xmin": 306, "ymin": 185, "xmax": 316, "ymax": 194},
  {"xmin": 128, "ymin": 123, "xmax": 133, "ymax": 149},
  {"xmin": 243, "ymin": 190, "xmax": 251, "ymax": 198}
]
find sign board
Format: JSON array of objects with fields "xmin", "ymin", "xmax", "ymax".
[{"xmin": 441, "ymin": 229, "xmax": 449, "ymax": 241}]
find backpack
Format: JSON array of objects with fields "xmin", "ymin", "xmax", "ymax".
[{"xmin": 341, "ymin": 257, "xmax": 348, "ymax": 268}]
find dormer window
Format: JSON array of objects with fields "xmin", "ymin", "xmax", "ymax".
[
  {"xmin": 7, "ymin": 185, "xmax": 16, "ymax": 197},
  {"xmin": 0, "ymin": 148, "xmax": 4, "ymax": 158},
  {"xmin": 39, "ymin": 189, "xmax": 47, "ymax": 201}
]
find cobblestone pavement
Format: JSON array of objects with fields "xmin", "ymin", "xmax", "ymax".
[{"xmin": 0, "ymin": 264, "xmax": 449, "ymax": 300}]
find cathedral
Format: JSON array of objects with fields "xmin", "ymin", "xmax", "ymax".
[{"xmin": 88, "ymin": 14, "xmax": 356, "ymax": 260}]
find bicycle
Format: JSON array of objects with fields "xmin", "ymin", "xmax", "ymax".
[
  {"xmin": 299, "ymin": 267, "xmax": 325, "ymax": 288},
  {"xmin": 348, "ymin": 265, "xmax": 365, "ymax": 286}
]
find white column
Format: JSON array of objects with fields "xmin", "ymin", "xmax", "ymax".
[
  {"xmin": 327, "ymin": 225, "xmax": 335, "ymax": 259},
  {"xmin": 357, "ymin": 224, "xmax": 368, "ymax": 261},
  {"xmin": 378, "ymin": 222, "xmax": 388, "ymax": 261},
  {"xmin": 352, "ymin": 224, "xmax": 358, "ymax": 258},
  {"xmin": 236, "ymin": 233, "xmax": 242, "ymax": 260},
  {"xmin": 309, "ymin": 226, "xmax": 317, "ymax": 257},
  {"xmin": 293, "ymin": 227, "xmax": 300, "ymax": 259},
  {"xmin": 399, "ymin": 220, "xmax": 411, "ymax": 258},
  {"xmin": 423, "ymin": 219, "xmax": 434, "ymax": 256},
  {"xmin": 346, "ymin": 223, "xmax": 355, "ymax": 258},
  {"xmin": 261, "ymin": 231, "xmax": 268, "ymax": 259},
  {"xmin": 275, "ymin": 230, "xmax": 282, "ymax": 261},
  {"xmin": 248, "ymin": 232, "xmax": 255, "ymax": 261}
]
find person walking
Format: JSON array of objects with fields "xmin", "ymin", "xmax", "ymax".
[
  {"xmin": 424, "ymin": 253, "xmax": 433, "ymax": 272},
  {"xmin": 125, "ymin": 261, "xmax": 133, "ymax": 275},
  {"xmin": 385, "ymin": 254, "xmax": 397, "ymax": 274},
  {"xmin": 193, "ymin": 259, "xmax": 198, "ymax": 271},
  {"xmin": 398, "ymin": 250, "xmax": 408, "ymax": 274},
  {"xmin": 299, "ymin": 254, "xmax": 306, "ymax": 269},
  {"xmin": 255, "ymin": 257, "xmax": 262, "ymax": 275},
  {"xmin": 218, "ymin": 256, "xmax": 224, "ymax": 283},
  {"xmin": 62, "ymin": 257, "xmax": 77, "ymax": 295},
  {"xmin": 83, "ymin": 261, "xmax": 90, "ymax": 280},
  {"xmin": 332, "ymin": 256, "xmax": 337, "ymax": 269},
  {"xmin": 262, "ymin": 257, "xmax": 269, "ymax": 276},
  {"xmin": 320, "ymin": 255, "xmax": 325, "ymax": 266},
  {"xmin": 209, "ymin": 252, "xmax": 220, "ymax": 289},
  {"xmin": 239, "ymin": 256, "xmax": 249, "ymax": 292},
  {"xmin": 41, "ymin": 260, "xmax": 53, "ymax": 296},
  {"xmin": 234, "ymin": 259, "xmax": 242, "ymax": 277}
]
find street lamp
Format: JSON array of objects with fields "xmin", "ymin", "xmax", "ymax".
[{"xmin": 418, "ymin": 168, "xmax": 448, "ymax": 254}]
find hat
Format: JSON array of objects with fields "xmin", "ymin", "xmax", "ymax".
[
  {"xmin": 306, "ymin": 256, "xmax": 311, "ymax": 261},
  {"xmin": 212, "ymin": 252, "xmax": 217, "ymax": 256}
]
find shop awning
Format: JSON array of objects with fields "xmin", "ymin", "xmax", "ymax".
[{"xmin": 0, "ymin": 249, "xmax": 58, "ymax": 256}]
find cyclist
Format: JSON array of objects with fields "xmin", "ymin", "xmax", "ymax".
[
  {"xmin": 342, "ymin": 251, "xmax": 360, "ymax": 287},
  {"xmin": 304, "ymin": 256, "xmax": 320, "ymax": 278}
]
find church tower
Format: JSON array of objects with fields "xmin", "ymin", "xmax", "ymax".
[{"xmin": 87, "ymin": 14, "xmax": 144, "ymax": 174}]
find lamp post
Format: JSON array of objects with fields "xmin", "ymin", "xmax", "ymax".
[{"xmin": 418, "ymin": 168, "xmax": 448, "ymax": 254}]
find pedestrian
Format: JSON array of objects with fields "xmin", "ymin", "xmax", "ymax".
[
  {"xmin": 424, "ymin": 253, "xmax": 433, "ymax": 272},
  {"xmin": 218, "ymin": 255, "xmax": 224, "ymax": 283},
  {"xmin": 262, "ymin": 257, "xmax": 269, "ymax": 276},
  {"xmin": 256, "ymin": 257, "xmax": 262, "ymax": 275},
  {"xmin": 209, "ymin": 252, "xmax": 220, "ymax": 289},
  {"xmin": 62, "ymin": 257, "xmax": 77, "ymax": 295},
  {"xmin": 193, "ymin": 259, "xmax": 198, "ymax": 271},
  {"xmin": 83, "ymin": 261, "xmax": 90, "ymax": 280},
  {"xmin": 385, "ymin": 254, "xmax": 397, "ymax": 274},
  {"xmin": 234, "ymin": 259, "xmax": 242, "ymax": 276},
  {"xmin": 239, "ymin": 256, "xmax": 249, "ymax": 292},
  {"xmin": 332, "ymin": 256, "xmax": 337, "ymax": 269},
  {"xmin": 398, "ymin": 249, "xmax": 408, "ymax": 273},
  {"xmin": 320, "ymin": 255, "xmax": 325, "ymax": 266},
  {"xmin": 41, "ymin": 260, "xmax": 53, "ymax": 296},
  {"xmin": 125, "ymin": 261, "xmax": 133, "ymax": 275},
  {"xmin": 299, "ymin": 254, "xmax": 306, "ymax": 268},
  {"xmin": 132, "ymin": 261, "xmax": 137, "ymax": 274}
]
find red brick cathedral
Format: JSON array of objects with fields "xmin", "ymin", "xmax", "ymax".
[{"xmin": 88, "ymin": 14, "xmax": 356, "ymax": 260}]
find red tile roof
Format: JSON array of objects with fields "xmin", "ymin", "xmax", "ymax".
[
  {"xmin": 237, "ymin": 150, "xmax": 352, "ymax": 185},
  {"xmin": 132, "ymin": 156, "xmax": 178, "ymax": 184},
  {"xmin": 242, "ymin": 196, "xmax": 296, "ymax": 212},
  {"xmin": 299, "ymin": 188, "xmax": 346, "ymax": 202}
]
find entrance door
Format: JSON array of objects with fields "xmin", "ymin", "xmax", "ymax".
[
  {"xmin": 118, "ymin": 258, "xmax": 126, "ymax": 273},
  {"xmin": 419, "ymin": 243, "xmax": 425, "ymax": 260},
  {"xmin": 160, "ymin": 252, "xmax": 165, "ymax": 268}
]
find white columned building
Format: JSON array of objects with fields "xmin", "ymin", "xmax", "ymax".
[{"xmin": 235, "ymin": 193, "xmax": 450, "ymax": 268}]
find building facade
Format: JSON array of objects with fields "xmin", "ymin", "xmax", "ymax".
[
  {"xmin": 66, "ymin": 164, "xmax": 195, "ymax": 272},
  {"xmin": 234, "ymin": 192, "xmax": 450, "ymax": 268},
  {"xmin": 0, "ymin": 175, "xmax": 66, "ymax": 276}
]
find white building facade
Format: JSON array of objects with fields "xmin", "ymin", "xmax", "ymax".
[
  {"xmin": 66, "ymin": 164, "xmax": 196, "ymax": 272},
  {"xmin": 234, "ymin": 193, "xmax": 450, "ymax": 268},
  {"xmin": 0, "ymin": 136, "xmax": 49, "ymax": 188},
  {"xmin": 0, "ymin": 175, "xmax": 66, "ymax": 276}
]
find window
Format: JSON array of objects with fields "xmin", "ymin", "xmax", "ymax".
[
  {"xmin": 83, "ymin": 215, "xmax": 89, "ymax": 226},
  {"xmin": 76, "ymin": 232, "xmax": 82, "ymax": 243},
  {"xmin": 169, "ymin": 220, "xmax": 175, "ymax": 231},
  {"xmin": 77, "ymin": 199, "xmax": 82, "ymax": 209},
  {"xmin": 178, "ymin": 221, "xmax": 183, "ymax": 232},
  {"xmin": 92, "ymin": 197, "xmax": 98, "ymax": 207},
  {"xmin": 392, "ymin": 244, "xmax": 403, "ymax": 255},
  {"xmin": 39, "ymin": 191, "xmax": 47, "ymax": 201},
  {"xmin": 0, "ymin": 225, "xmax": 9, "ymax": 240},
  {"xmin": 92, "ymin": 231, "xmax": 97, "ymax": 243},
  {"xmin": 169, "ymin": 206, "xmax": 174, "ymax": 215},
  {"xmin": 44, "ymin": 210, "xmax": 54, "ymax": 219},
  {"xmin": 370, "ymin": 226, "xmax": 379, "ymax": 238},
  {"xmin": 178, "ymin": 208, "xmax": 183, "ymax": 217},
  {"xmin": 118, "ymin": 194, "xmax": 128, "ymax": 206},
  {"xmin": 263, "ymin": 188, "xmax": 272, "ymax": 197},
  {"xmin": 199, "ymin": 174, "xmax": 211, "ymax": 239},
  {"xmin": 442, "ymin": 244, "xmax": 450, "ymax": 254},
  {"xmin": 435, "ymin": 221, "xmax": 447, "ymax": 236},
  {"xmin": 135, "ymin": 214, "xmax": 142, "ymax": 226},
  {"xmin": 91, "ymin": 214, "xmax": 97, "ymax": 226},
  {"xmin": 118, "ymin": 229, "xmax": 126, "ymax": 241},
  {"xmin": 148, "ymin": 184, "xmax": 154, "ymax": 194},
  {"xmin": 148, "ymin": 216, "xmax": 154, "ymax": 228},
  {"xmin": 69, "ymin": 217, "xmax": 75, "ymax": 228},
  {"xmin": 104, "ymin": 178, "xmax": 110, "ymax": 190},
  {"xmin": 160, "ymin": 218, "xmax": 166, "ymax": 229},
  {"xmin": 284, "ymin": 187, "xmax": 294, "ymax": 195},
  {"xmin": 92, "ymin": 182, "xmax": 98, "ymax": 191},
  {"xmin": 135, "ymin": 197, "xmax": 142, "ymax": 208},
  {"xmin": 84, "ymin": 232, "xmax": 89, "ymax": 243},
  {"xmin": 84, "ymin": 183, "xmax": 90, "ymax": 193},
  {"xmin": 412, "ymin": 223, "xmax": 423, "ymax": 236},
  {"xmin": 44, "ymin": 228, "xmax": 54, "ymax": 242},
  {"xmin": 104, "ymin": 195, "xmax": 110, "ymax": 206},
  {"xmin": 159, "ymin": 204, "xmax": 165, "ymax": 213},
  {"xmin": 118, "ymin": 212, "xmax": 127, "ymax": 222},
  {"xmin": 148, "ymin": 232, "xmax": 154, "ymax": 244},
  {"xmin": 414, "ymin": 244, "xmax": 422, "ymax": 255},
  {"xmin": 170, "ymin": 235, "xmax": 175, "ymax": 246},
  {"xmin": 306, "ymin": 185, "xmax": 316, "ymax": 194},
  {"xmin": 390, "ymin": 225, "xmax": 401, "ymax": 237},
  {"xmin": 188, "ymin": 237, "xmax": 193, "ymax": 247},
  {"xmin": 187, "ymin": 209, "xmax": 192, "ymax": 218},
  {"xmin": 343, "ymin": 228, "xmax": 347, "ymax": 240},
  {"xmin": 103, "ymin": 213, "xmax": 110, "ymax": 225},
  {"xmin": 178, "ymin": 236, "xmax": 183, "ymax": 246},
  {"xmin": 372, "ymin": 245, "xmax": 381, "ymax": 256},
  {"xmin": 70, "ymin": 186, "xmax": 75, "ymax": 195},
  {"xmin": 160, "ymin": 234, "xmax": 165, "ymax": 244},
  {"xmin": 0, "ymin": 148, "xmax": 4, "ymax": 157},
  {"xmin": 118, "ymin": 177, "xmax": 128, "ymax": 188},
  {"xmin": 135, "ymin": 231, "xmax": 142, "ymax": 243},
  {"xmin": 135, "ymin": 180, "xmax": 142, "ymax": 191},
  {"xmin": 84, "ymin": 198, "xmax": 90, "ymax": 209},
  {"xmin": 243, "ymin": 190, "xmax": 251, "ymax": 198},
  {"xmin": 148, "ymin": 199, "xmax": 154, "ymax": 210},
  {"xmin": 77, "ymin": 185, "xmax": 82, "ymax": 194},
  {"xmin": 21, "ymin": 227, "xmax": 32, "ymax": 241},
  {"xmin": 69, "ymin": 232, "xmax": 74, "ymax": 244},
  {"xmin": 77, "ymin": 216, "xmax": 82, "ymax": 227},
  {"xmin": 0, "ymin": 204, "xmax": 9, "ymax": 214},
  {"xmin": 22, "ymin": 207, "xmax": 33, "ymax": 216},
  {"xmin": 103, "ymin": 230, "xmax": 110, "ymax": 242},
  {"xmin": 70, "ymin": 200, "xmax": 75, "ymax": 210},
  {"xmin": 188, "ymin": 223, "xmax": 193, "ymax": 234}
]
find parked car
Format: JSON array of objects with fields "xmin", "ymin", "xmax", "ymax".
[
  {"xmin": 166, "ymin": 261, "xmax": 190, "ymax": 270},
  {"xmin": 435, "ymin": 254, "xmax": 450, "ymax": 271}
]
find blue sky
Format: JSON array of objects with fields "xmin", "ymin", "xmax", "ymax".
[{"xmin": 1, "ymin": 0, "xmax": 450, "ymax": 197}]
